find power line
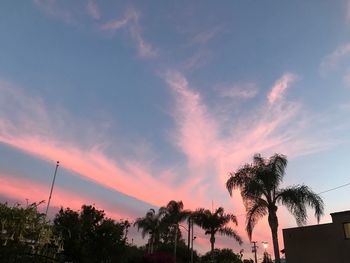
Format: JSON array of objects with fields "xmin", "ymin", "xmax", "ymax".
[{"xmin": 318, "ymin": 182, "xmax": 350, "ymax": 195}]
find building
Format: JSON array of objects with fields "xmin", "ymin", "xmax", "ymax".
[{"xmin": 283, "ymin": 210, "xmax": 350, "ymax": 263}]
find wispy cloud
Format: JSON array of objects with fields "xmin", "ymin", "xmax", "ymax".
[
  {"xmin": 268, "ymin": 73, "xmax": 297, "ymax": 105},
  {"xmin": 165, "ymin": 70, "xmax": 335, "ymax": 194},
  {"xmin": 34, "ymin": 0, "xmax": 74, "ymax": 24},
  {"xmin": 34, "ymin": 2, "xmax": 155, "ymax": 58},
  {"xmin": 189, "ymin": 26, "xmax": 223, "ymax": 46},
  {"xmin": 86, "ymin": 0, "xmax": 100, "ymax": 20},
  {"xmin": 320, "ymin": 43, "xmax": 350, "ymax": 72},
  {"xmin": 101, "ymin": 8, "xmax": 157, "ymax": 58},
  {"xmin": 217, "ymin": 83, "xmax": 258, "ymax": 99}
]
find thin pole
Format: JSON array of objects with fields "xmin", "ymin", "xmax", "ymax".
[
  {"xmin": 188, "ymin": 218, "xmax": 191, "ymax": 262},
  {"xmin": 252, "ymin": 241, "xmax": 258, "ymax": 263},
  {"xmin": 191, "ymin": 220, "xmax": 194, "ymax": 263},
  {"xmin": 45, "ymin": 161, "xmax": 59, "ymax": 217}
]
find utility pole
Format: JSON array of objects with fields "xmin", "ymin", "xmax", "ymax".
[
  {"xmin": 188, "ymin": 218, "xmax": 191, "ymax": 263},
  {"xmin": 45, "ymin": 161, "xmax": 59, "ymax": 218},
  {"xmin": 251, "ymin": 241, "xmax": 258, "ymax": 263},
  {"xmin": 190, "ymin": 219, "xmax": 194, "ymax": 263}
]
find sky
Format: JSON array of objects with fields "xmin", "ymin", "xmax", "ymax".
[{"xmin": 1, "ymin": 0, "xmax": 350, "ymax": 259}]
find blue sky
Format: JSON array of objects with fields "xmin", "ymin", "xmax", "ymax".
[{"xmin": 1, "ymin": 0, "xmax": 350, "ymax": 257}]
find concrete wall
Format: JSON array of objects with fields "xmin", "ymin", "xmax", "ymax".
[{"xmin": 283, "ymin": 211, "xmax": 350, "ymax": 263}]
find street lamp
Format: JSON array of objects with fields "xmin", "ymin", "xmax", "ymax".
[
  {"xmin": 173, "ymin": 224, "xmax": 189, "ymax": 263},
  {"xmin": 262, "ymin": 241, "xmax": 268, "ymax": 252}
]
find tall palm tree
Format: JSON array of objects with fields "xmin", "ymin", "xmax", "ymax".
[
  {"xmin": 160, "ymin": 200, "xmax": 190, "ymax": 243},
  {"xmin": 226, "ymin": 153, "xmax": 324, "ymax": 263},
  {"xmin": 193, "ymin": 207, "xmax": 242, "ymax": 253},
  {"xmin": 134, "ymin": 208, "xmax": 164, "ymax": 253},
  {"xmin": 160, "ymin": 200, "xmax": 191, "ymax": 261}
]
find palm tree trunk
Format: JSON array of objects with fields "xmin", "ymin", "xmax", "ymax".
[
  {"xmin": 210, "ymin": 233, "xmax": 215, "ymax": 253},
  {"xmin": 268, "ymin": 209, "xmax": 280, "ymax": 263}
]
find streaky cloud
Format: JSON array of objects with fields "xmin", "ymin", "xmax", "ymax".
[
  {"xmin": 86, "ymin": 0, "xmax": 100, "ymax": 20},
  {"xmin": 0, "ymin": 173, "xmax": 133, "ymax": 220},
  {"xmin": 267, "ymin": 73, "xmax": 297, "ymax": 105},
  {"xmin": 101, "ymin": 8, "xmax": 157, "ymax": 58},
  {"xmin": 320, "ymin": 43, "xmax": 350, "ymax": 72}
]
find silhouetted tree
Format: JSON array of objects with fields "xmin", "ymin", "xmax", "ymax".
[
  {"xmin": 226, "ymin": 153, "xmax": 324, "ymax": 263},
  {"xmin": 160, "ymin": 201, "xmax": 190, "ymax": 243},
  {"xmin": 193, "ymin": 207, "xmax": 242, "ymax": 253},
  {"xmin": 262, "ymin": 252, "xmax": 273, "ymax": 263},
  {"xmin": 54, "ymin": 204, "xmax": 129, "ymax": 262},
  {"xmin": 134, "ymin": 208, "xmax": 165, "ymax": 253},
  {"xmin": 201, "ymin": 248, "xmax": 242, "ymax": 263}
]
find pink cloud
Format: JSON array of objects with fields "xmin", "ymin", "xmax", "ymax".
[
  {"xmin": 86, "ymin": 0, "xmax": 100, "ymax": 20},
  {"xmin": 0, "ymin": 174, "xmax": 133, "ymax": 220},
  {"xmin": 267, "ymin": 73, "xmax": 297, "ymax": 105}
]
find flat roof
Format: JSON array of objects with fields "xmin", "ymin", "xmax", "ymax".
[
  {"xmin": 283, "ymin": 222, "xmax": 332, "ymax": 231},
  {"xmin": 330, "ymin": 210, "xmax": 350, "ymax": 216}
]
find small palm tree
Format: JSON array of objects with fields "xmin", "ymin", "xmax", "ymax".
[
  {"xmin": 134, "ymin": 208, "xmax": 164, "ymax": 253},
  {"xmin": 193, "ymin": 207, "xmax": 242, "ymax": 252},
  {"xmin": 226, "ymin": 153, "xmax": 324, "ymax": 263}
]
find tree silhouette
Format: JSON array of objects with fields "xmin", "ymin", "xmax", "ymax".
[
  {"xmin": 134, "ymin": 208, "xmax": 165, "ymax": 253},
  {"xmin": 226, "ymin": 153, "xmax": 324, "ymax": 263},
  {"xmin": 160, "ymin": 200, "xmax": 190, "ymax": 242},
  {"xmin": 160, "ymin": 200, "xmax": 191, "ymax": 261},
  {"xmin": 193, "ymin": 207, "xmax": 242, "ymax": 253}
]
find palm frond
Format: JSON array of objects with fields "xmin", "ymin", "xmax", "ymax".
[
  {"xmin": 276, "ymin": 185, "xmax": 324, "ymax": 225},
  {"xmin": 226, "ymin": 164, "xmax": 254, "ymax": 196},
  {"xmin": 268, "ymin": 153, "xmax": 287, "ymax": 188},
  {"xmin": 245, "ymin": 199, "xmax": 268, "ymax": 240},
  {"xmin": 218, "ymin": 227, "xmax": 243, "ymax": 245}
]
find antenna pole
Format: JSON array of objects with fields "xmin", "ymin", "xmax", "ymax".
[{"xmin": 45, "ymin": 161, "xmax": 60, "ymax": 218}]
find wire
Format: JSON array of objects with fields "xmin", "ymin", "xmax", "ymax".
[{"xmin": 318, "ymin": 182, "xmax": 350, "ymax": 195}]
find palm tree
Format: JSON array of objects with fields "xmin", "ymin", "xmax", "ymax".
[
  {"xmin": 226, "ymin": 153, "xmax": 324, "ymax": 263},
  {"xmin": 134, "ymin": 208, "xmax": 164, "ymax": 253},
  {"xmin": 160, "ymin": 200, "xmax": 191, "ymax": 261},
  {"xmin": 193, "ymin": 207, "xmax": 242, "ymax": 253}
]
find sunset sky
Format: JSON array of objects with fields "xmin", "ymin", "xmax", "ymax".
[{"xmin": 1, "ymin": 0, "xmax": 350, "ymax": 258}]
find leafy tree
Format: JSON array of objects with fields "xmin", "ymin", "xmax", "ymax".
[
  {"xmin": 193, "ymin": 207, "xmax": 242, "ymax": 253},
  {"xmin": 54, "ymin": 204, "xmax": 129, "ymax": 262},
  {"xmin": 201, "ymin": 248, "xmax": 242, "ymax": 263},
  {"xmin": 53, "ymin": 207, "xmax": 80, "ymax": 261},
  {"xmin": 0, "ymin": 202, "xmax": 61, "ymax": 261},
  {"xmin": 157, "ymin": 239, "xmax": 199, "ymax": 263},
  {"xmin": 226, "ymin": 153, "xmax": 324, "ymax": 263}
]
